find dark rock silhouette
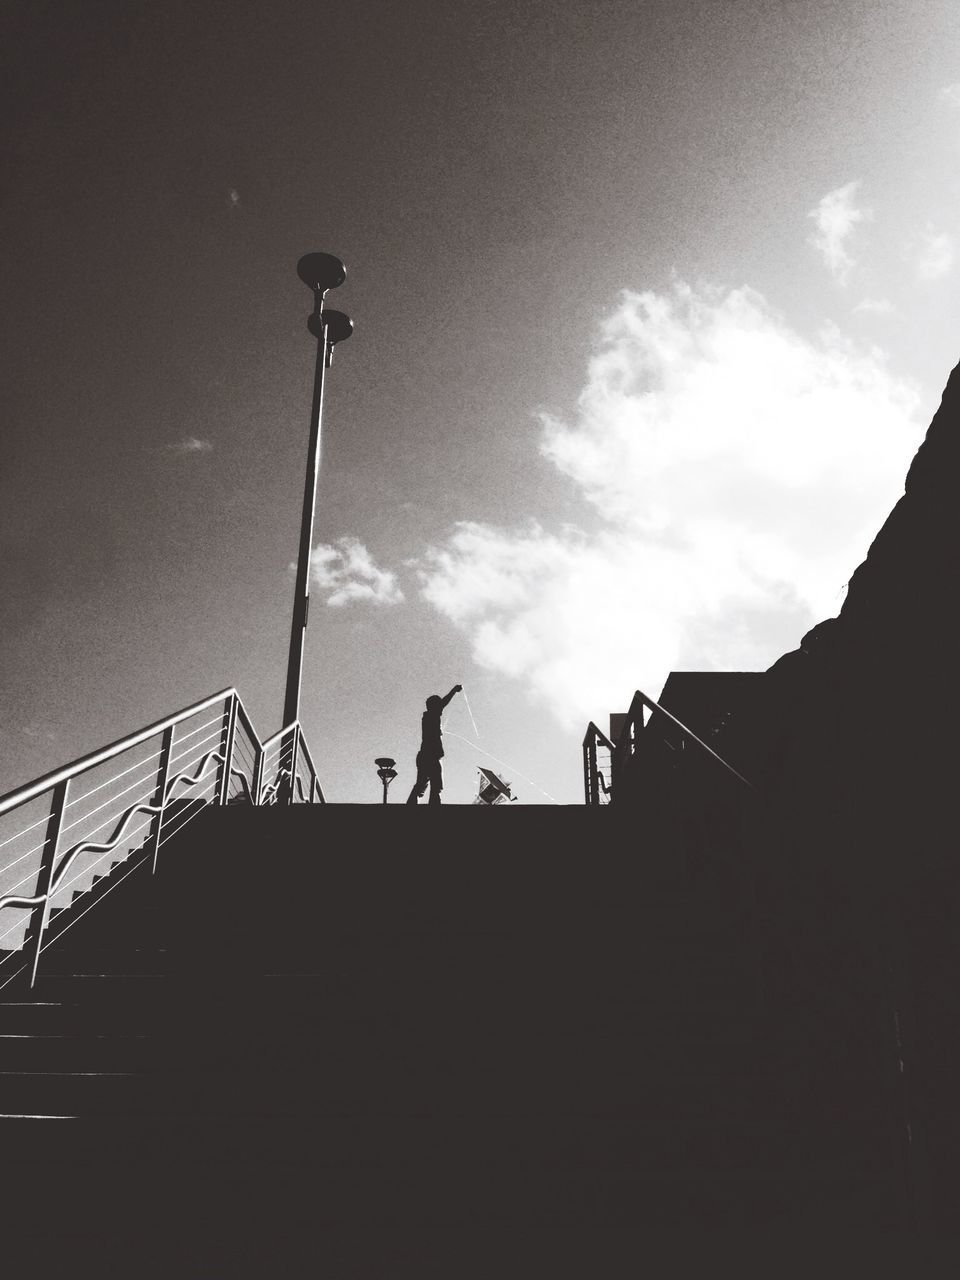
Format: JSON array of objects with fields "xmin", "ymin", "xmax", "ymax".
[{"xmin": 714, "ymin": 358, "xmax": 960, "ymax": 1233}]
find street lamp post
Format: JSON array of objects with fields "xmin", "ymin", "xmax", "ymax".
[
  {"xmin": 282, "ymin": 254, "xmax": 354, "ymax": 755},
  {"xmin": 375, "ymin": 758, "xmax": 397, "ymax": 805}
]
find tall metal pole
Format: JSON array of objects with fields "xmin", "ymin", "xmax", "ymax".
[{"xmin": 282, "ymin": 254, "xmax": 352, "ymax": 735}]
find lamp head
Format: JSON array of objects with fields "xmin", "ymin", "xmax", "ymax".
[
  {"xmin": 297, "ymin": 252, "xmax": 346, "ymax": 294},
  {"xmin": 307, "ymin": 308, "xmax": 354, "ymax": 345}
]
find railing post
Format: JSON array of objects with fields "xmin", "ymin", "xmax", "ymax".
[
  {"xmin": 252, "ymin": 744, "xmax": 265, "ymax": 806},
  {"xmin": 216, "ymin": 695, "xmax": 239, "ymax": 807},
  {"xmin": 148, "ymin": 725, "xmax": 174, "ymax": 875},
  {"xmin": 288, "ymin": 724, "xmax": 302, "ymax": 805},
  {"xmin": 23, "ymin": 779, "xmax": 69, "ymax": 989}
]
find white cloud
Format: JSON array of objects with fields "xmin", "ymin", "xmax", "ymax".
[
  {"xmin": 853, "ymin": 297, "xmax": 895, "ymax": 316},
  {"xmin": 168, "ymin": 436, "xmax": 213, "ymax": 453},
  {"xmin": 910, "ymin": 224, "xmax": 955, "ymax": 280},
  {"xmin": 808, "ymin": 182, "xmax": 869, "ymax": 285},
  {"xmin": 308, "ymin": 537, "xmax": 404, "ymax": 608},
  {"xmin": 419, "ymin": 283, "xmax": 922, "ymax": 727}
]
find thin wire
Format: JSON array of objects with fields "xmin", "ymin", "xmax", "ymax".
[
  {"xmin": 167, "ymin": 727, "xmax": 222, "ymax": 769},
  {"xmin": 261, "ymin": 736, "xmax": 287, "ymax": 762},
  {"xmin": 64, "ymin": 746, "xmax": 163, "ymax": 810},
  {"xmin": 0, "ymin": 838, "xmax": 51, "ymax": 880},
  {"xmin": 34, "ymin": 781, "xmax": 214, "ymax": 957},
  {"xmin": 54, "ymin": 815, "xmax": 154, "ymax": 898},
  {"xmin": 228, "ymin": 764, "xmax": 254, "ymax": 795},
  {"xmin": 232, "ymin": 755, "xmax": 257, "ymax": 788},
  {"xmin": 156, "ymin": 786, "xmax": 215, "ymax": 848},
  {"xmin": 461, "ymin": 688, "xmax": 481, "ymax": 738},
  {"xmin": 227, "ymin": 773, "xmax": 252, "ymax": 803},
  {"xmin": 0, "ymin": 904, "xmax": 32, "ymax": 947},
  {"xmin": 0, "ymin": 809, "xmax": 53, "ymax": 854},
  {"xmin": 262, "ymin": 744, "xmax": 293, "ymax": 781},
  {"xmin": 60, "ymin": 770, "xmax": 158, "ymax": 837},
  {"xmin": 442, "ymin": 729, "xmax": 561, "ymax": 805},
  {"xmin": 57, "ymin": 784, "xmax": 155, "ymax": 852},
  {"xmin": 0, "ymin": 867, "xmax": 47, "ymax": 903},
  {"xmin": 39, "ymin": 854, "xmax": 150, "ymax": 954},
  {"xmin": 167, "ymin": 713, "xmax": 224, "ymax": 750}
]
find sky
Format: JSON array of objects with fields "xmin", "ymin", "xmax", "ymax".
[{"xmin": 2, "ymin": 0, "xmax": 960, "ymax": 805}]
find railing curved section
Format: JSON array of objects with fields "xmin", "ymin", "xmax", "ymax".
[{"xmin": 0, "ymin": 688, "xmax": 326, "ymax": 989}]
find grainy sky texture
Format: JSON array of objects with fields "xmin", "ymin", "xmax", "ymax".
[{"xmin": 2, "ymin": 0, "xmax": 959, "ymax": 803}]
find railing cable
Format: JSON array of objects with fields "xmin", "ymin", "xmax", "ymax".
[
  {"xmin": 0, "ymin": 839, "xmax": 52, "ymax": 880},
  {"xmin": 167, "ymin": 728, "xmax": 222, "ymax": 770},
  {"xmin": 59, "ymin": 772, "xmax": 159, "ymax": 838},
  {"xmin": 0, "ymin": 811, "xmax": 55, "ymax": 855},
  {"xmin": 64, "ymin": 748, "xmax": 163, "ymax": 811}
]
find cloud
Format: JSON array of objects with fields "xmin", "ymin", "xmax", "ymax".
[
  {"xmin": 808, "ymin": 182, "xmax": 869, "ymax": 284},
  {"xmin": 167, "ymin": 437, "xmax": 213, "ymax": 454},
  {"xmin": 853, "ymin": 297, "xmax": 895, "ymax": 316},
  {"xmin": 910, "ymin": 224, "xmax": 955, "ymax": 280},
  {"xmin": 308, "ymin": 537, "xmax": 404, "ymax": 607},
  {"xmin": 418, "ymin": 283, "xmax": 922, "ymax": 727},
  {"xmin": 939, "ymin": 84, "xmax": 960, "ymax": 107}
]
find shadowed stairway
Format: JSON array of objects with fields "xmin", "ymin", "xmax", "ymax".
[{"xmin": 1, "ymin": 804, "xmax": 917, "ymax": 1274}]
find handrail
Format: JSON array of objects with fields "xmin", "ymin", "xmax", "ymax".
[
  {"xmin": 259, "ymin": 771, "xmax": 292, "ymax": 806},
  {"xmin": 582, "ymin": 722, "xmax": 615, "ymax": 754},
  {"xmin": 0, "ymin": 688, "xmax": 327, "ymax": 988},
  {"xmin": 296, "ymin": 731, "xmax": 323, "ymax": 800},
  {"xmin": 0, "ymin": 688, "xmax": 234, "ymax": 818},
  {"xmin": 584, "ymin": 690, "xmax": 753, "ymax": 805},
  {"xmin": 260, "ymin": 725, "xmax": 292, "ymax": 755},
  {"xmin": 617, "ymin": 690, "xmax": 754, "ymax": 790},
  {"xmin": 582, "ymin": 721, "xmax": 615, "ymax": 807},
  {"xmin": 233, "ymin": 698, "xmax": 260, "ymax": 751},
  {"xmin": 0, "ymin": 751, "xmax": 226, "ymax": 915}
]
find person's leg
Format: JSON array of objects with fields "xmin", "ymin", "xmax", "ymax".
[
  {"xmin": 407, "ymin": 754, "xmax": 428, "ymax": 804},
  {"xmin": 427, "ymin": 758, "xmax": 443, "ymax": 806}
]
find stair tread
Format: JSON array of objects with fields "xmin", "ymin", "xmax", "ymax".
[{"xmin": 0, "ymin": 803, "xmax": 900, "ymax": 1245}]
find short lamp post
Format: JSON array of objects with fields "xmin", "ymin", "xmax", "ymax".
[
  {"xmin": 282, "ymin": 252, "xmax": 354, "ymax": 740},
  {"xmin": 375, "ymin": 758, "xmax": 397, "ymax": 805}
]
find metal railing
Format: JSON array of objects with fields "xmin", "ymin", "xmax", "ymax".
[
  {"xmin": 582, "ymin": 722, "xmax": 615, "ymax": 805},
  {"xmin": 583, "ymin": 689, "xmax": 753, "ymax": 805},
  {"xmin": 0, "ymin": 689, "xmax": 324, "ymax": 989}
]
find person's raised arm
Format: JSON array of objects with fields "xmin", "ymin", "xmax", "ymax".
[{"xmin": 440, "ymin": 684, "xmax": 463, "ymax": 709}]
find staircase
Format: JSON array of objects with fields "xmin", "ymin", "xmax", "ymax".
[{"xmin": 0, "ymin": 802, "xmax": 919, "ymax": 1274}]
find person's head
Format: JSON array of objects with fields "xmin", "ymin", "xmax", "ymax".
[{"xmin": 426, "ymin": 695, "xmax": 443, "ymax": 711}]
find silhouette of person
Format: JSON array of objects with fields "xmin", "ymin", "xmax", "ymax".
[{"xmin": 406, "ymin": 685, "xmax": 462, "ymax": 805}]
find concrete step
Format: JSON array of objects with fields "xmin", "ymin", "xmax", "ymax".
[
  {"xmin": 0, "ymin": 800, "xmax": 905, "ymax": 1256},
  {"xmin": 0, "ymin": 1115, "xmax": 905, "ymax": 1252}
]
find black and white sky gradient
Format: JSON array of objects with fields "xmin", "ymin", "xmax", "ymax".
[{"xmin": 2, "ymin": 0, "xmax": 959, "ymax": 803}]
